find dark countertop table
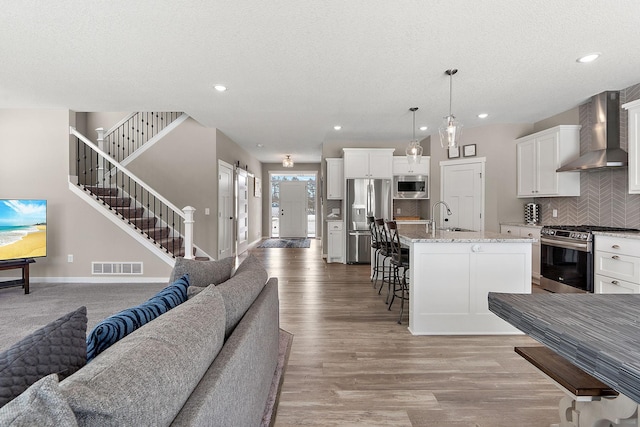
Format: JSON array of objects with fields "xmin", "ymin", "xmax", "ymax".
[{"xmin": 488, "ymin": 292, "xmax": 640, "ymax": 404}]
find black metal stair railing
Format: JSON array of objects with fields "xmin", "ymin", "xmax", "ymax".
[
  {"xmin": 104, "ymin": 112, "xmax": 183, "ymax": 163},
  {"xmin": 73, "ymin": 127, "xmax": 186, "ymax": 257}
]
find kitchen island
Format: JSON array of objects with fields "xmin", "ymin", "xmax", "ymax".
[{"xmin": 398, "ymin": 224, "xmax": 534, "ymax": 335}]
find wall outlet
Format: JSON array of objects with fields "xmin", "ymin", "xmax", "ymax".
[
  {"xmin": 204, "ymin": 208, "xmax": 210, "ymax": 215},
  {"xmin": 552, "ymin": 209, "xmax": 558, "ymax": 218},
  {"xmin": 67, "ymin": 254, "xmax": 74, "ymax": 263}
]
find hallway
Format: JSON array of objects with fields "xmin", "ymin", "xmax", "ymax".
[{"xmin": 249, "ymin": 239, "xmax": 563, "ymax": 427}]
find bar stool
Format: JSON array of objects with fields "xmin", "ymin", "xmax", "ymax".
[
  {"xmin": 386, "ymin": 220, "xmax": 410, "ymax": 324},
  {"xmin": 375, "ymin": 218, "xmax": 393, "ymax": 299},
  {"xmin": 368, "ymin": 216, "xmax": 383, "ymax": 287}
]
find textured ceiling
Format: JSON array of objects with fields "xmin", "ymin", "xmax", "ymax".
[{"xmin": 2, "ymin": 1, "xmax": 640, "ymax": 162}]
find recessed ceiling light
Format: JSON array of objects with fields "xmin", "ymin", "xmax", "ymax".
[
  {"xmin": 334, "ymin": 125, "xmax": 342, "ymax": 131},
  {"xmin": 419, "ymin": 126, "xmax": 428, "ymax": 131},
  {"xmin": 577, "ymin": 53, "xmax": 601, "ymax": 63},
  {"xmin": 477, "ymin": 113, "xmax": 489, "ymax": 119},
  {"xmin": 214, "ymin": 84, "xmax": 227, "ymax": 92},
  {"xmin": 256, "ymin": 143, "xmax": 264, "ymax": 148}
]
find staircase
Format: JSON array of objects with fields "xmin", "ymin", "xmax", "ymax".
[
  {"xmin": 69, "ymin": 121, "xmax": 210, "ymax": 264},
  {"xmin": 86, "ymin": 185, "xmax": 185, "ymax": 257}
]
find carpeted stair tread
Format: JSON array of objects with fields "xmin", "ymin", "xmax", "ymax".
[
  {"xmin": 115, "ymin": 206, "xmax": 145, "ymax": 218},
  {"xmin": 142, "ymin": 227, "xmax": 170, "ymax": 239},
  {"xmin": 130, "ymin": 217, "xmax": 157, "ymax": 229}
]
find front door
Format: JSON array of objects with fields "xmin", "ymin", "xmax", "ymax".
[
  {"xmin": 218, "ymin": 160, "xmax": 234, "ymax": 259},
  {"xmin": 440, "ymin": 158, "xmax": 485, "ymax": 231},
  {"xmin": 279, "ymin": 181, "xmax": 308, "ymax": 238}
]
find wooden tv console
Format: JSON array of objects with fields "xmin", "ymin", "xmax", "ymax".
[{"xmin": 0, "ymin": 259, "xmax": 35, "ymax": 294}]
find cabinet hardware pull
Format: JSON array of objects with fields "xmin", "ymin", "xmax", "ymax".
[
  {"xmin": 612, "ymin": 245, "xmax": 620, "ymax": 249},
  {"xmin": 612, "ymin": 255, "xmax": 620, "ymax": 260},
  {"xmin": 528, "ymin": 233, "xmax": 533, "ymax": 237},
  {"xmin": 612, "ymin": 281, "xmax": 619, "ymax": 285},
  {"xmin": 507, "ymin": 230, "xmax": 511, "ymax": 233}
]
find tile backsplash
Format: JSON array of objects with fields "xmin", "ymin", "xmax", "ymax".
[{"xmin": 536, "ymin": 82, "xmax": 640, "ymax": 227}]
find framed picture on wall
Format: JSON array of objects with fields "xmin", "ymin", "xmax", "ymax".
[
  {"xmin": 447, "ymin": 146, "xmax": 460, "ymax": 159},
  {"xmin": 463, "ymin": 144, "xmax": 477, "ymax": 157},
  {"xmin": 254, "ymin": 177, "xmax": 262, "ymax": 197}
]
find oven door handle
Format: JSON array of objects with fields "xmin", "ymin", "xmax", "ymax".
[{"xmin": 540, "ymin": 237, "xmax": 590, "ymax": 252}]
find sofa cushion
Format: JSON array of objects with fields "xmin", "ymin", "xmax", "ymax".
[
  {"xmin": 0, "ymin": 374, "xmax": 77, "ymax": 427},
  {"xmin": 86, "ymin": 275, "xmax": 190, "ymax": 361},
  {"xmin": 60, "ymin": 286, "xmax": 226, "ymax": 426},
  {"xmin": 170, "ymin": 256, "xmax": 235, "ymax": 287},
  {"xmin": 0, "ymin": 306, "xmax": 87, "ymax": 408},
  {"xmin": 216, "ymin": 255, "xmax": 268, "ymax": 336}
]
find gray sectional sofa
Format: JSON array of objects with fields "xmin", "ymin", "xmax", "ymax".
[{"xmin": 0, "ymin": 255, "xmax": 281, "ymax": 427}]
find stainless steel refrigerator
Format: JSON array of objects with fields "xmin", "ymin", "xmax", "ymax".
[{"xmin": 346, "ymin": 178, "xmax": 391, "ymax": 264}]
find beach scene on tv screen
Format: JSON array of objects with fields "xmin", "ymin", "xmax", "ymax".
[{"xmin": 0, "ymin": 200, "xmax": 47, "ymax": 261}]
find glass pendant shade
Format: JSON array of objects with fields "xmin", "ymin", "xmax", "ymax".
[
  {"xmin": 406, "ymin": 140, "xmax": 423, "ymax": 165},
  {"xmin": 439, "ymin": 115, "xmax": 463, "ymax": 148},
  {"xmin": 282, "ymin": 155, "xmax": 294, "ymax": 167},
  {"xmin": 405, "ymin": 107, "xmax": 422, "ymax": 164}
]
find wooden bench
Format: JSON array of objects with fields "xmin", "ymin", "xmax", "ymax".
[{"xmin": 515, "ymin": 346, "xmax": 617, "ymax": 401}]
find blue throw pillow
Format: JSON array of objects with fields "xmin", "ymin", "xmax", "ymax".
[{"xmin": 86, "ymin": 275, "xmax": 190, "ymax": 361}]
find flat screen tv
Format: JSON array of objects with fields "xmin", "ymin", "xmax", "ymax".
[{"xmin": 0, "ymin": 199, "xmax": 47, "ymax": 262}]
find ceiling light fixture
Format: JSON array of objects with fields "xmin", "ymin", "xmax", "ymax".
[
  {"xmin": 214, "ymin": 84, "xmax": 227, "ymax": 92},
  {"xmin": 282, "ymin": 155, "xmax": 294, "ymax": 168},
  {"xmin": 333, "ymin": 125, "xmax": 342, "ymax": 131},
  {"xmin": 478, "ymin": 113, "xmax": 489, "ymax": 119},
  {"xmin": 420, "ymin": 126, "xmax": 428, "ymax": 131},
  {"xmin": 577, "ymin": 53, "xmax": 601, "ymax": 63},
  {"xmin": 439, "ymin": 68, "xmax": 463, "ymax": 149},
  {"xmin": 405, "ymin": 107, "xmax": 422, "ymax": 165}
]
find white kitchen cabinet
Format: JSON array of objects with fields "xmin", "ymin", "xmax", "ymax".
[
  {"xmin": 392, "ymin": 156, "xmax": 430, "ymax": 176},
  {"xmin": 327, "ymin": 221, "xmax": 344, "ymax": 263},
  {"xmin": 408, "ymin": 239, "xmax": 531, "ymax": 334},
  {"xmin": 343, "ymin": 148, "xmax": 394, "ymax": 179},
  {"xmin": 500, "ymin": 224, "xmax": 541, "ymax": 283},
  {"xmin": 516, "ymin": 125, "xmax": 581, "ymax": 198},
  {"xmin": 594, "ymin": 235, "xmax": 640, "ymax": 293},
  {"xmin": 326, "ymin": 158, "xmax": 344, "ymax": 199},
  {"xmin": 623, "ymin": 99, "xmax": 640, "ymax": 193}
]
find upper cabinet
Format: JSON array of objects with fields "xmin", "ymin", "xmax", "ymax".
[
  {"xmin": 392, "ymin": 156, "xmax": 430, "ymax": 176},
  {"xmin": 516, "ymin": 125, "xmax": 581, "ymax": 198},
  {"xmin": 623, "ymin": 100, "xmax": 640, "ymax": 194},
  {"xmin": 343, "ymin": 148, "xmax": 394, "ymax": 179},
  {"xmin": 325, "ymin": 158, "xmax": 344, "ymax": 199}
]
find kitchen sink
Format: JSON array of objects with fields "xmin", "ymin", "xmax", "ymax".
[{"xmin": 440, "ymin": 227, "xmax": 474, "ymax": 232}]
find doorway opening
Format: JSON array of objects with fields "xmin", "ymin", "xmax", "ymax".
[{"xmin": 270, "ymin": 172, "xmax": 317, "ymax": 238}]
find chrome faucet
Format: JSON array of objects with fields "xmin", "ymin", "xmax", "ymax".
[{"xmin": 431, "ymin": 201, "xmax": 452, "ymax": 233}]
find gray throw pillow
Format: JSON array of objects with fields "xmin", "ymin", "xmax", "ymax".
[
  {"xmin": 0, "ymin": 374, "xmax": 77, "ymax": 426},
  {"xmin": 170, "ymin": 256, "xmax": 235, "ymax": 287},
  {"xmin": 0, "ymin": 307, "xmax": 87, "ymax": 408}
]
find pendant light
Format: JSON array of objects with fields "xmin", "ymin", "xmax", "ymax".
[
  {"xmin": 405, "ymin": 107, "xmax": 422, "ymax": 165},
  {"xmin": 282, "ymin": 155, "xmax": 294, "ymax": 168},
  {"xmin": 439, "ymin": 68, "xmax": 463, "ymax": 149}
]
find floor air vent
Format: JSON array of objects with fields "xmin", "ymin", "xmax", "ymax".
[{"xmin": 92, "ymin": 262, "xmax": 143, "ymax": 275}]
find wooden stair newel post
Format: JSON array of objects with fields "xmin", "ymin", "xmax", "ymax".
[
  {"xmin": 95, "ymin": 127, "xmax": 106, "ymax": 186},
  {"xmin": 183, "ymin": 206, "xmax": 195, "ymax": 259}
]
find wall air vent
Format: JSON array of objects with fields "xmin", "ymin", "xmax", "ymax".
[{"xmin": 92, "ymin": 262, "xmax": 143, "ymax": 275}]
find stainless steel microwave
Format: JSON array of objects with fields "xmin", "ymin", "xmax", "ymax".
[{"xmin": 393, "ymin": 175, "xmax": 429, "ymax": 199}]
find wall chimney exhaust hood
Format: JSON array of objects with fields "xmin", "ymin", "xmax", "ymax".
[{"xmin": 557, "ymin": 91, "xmax": 627, "ymax": 172}]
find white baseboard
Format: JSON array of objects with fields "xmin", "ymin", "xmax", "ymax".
[{"xmin": 17, "ymin": 276, "xmax": 171, "ymax": 284}]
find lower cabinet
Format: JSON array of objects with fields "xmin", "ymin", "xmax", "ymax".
[
  {"xmin": 594, "ymin": 235, "xmax": 640, "ymax": 293},
  {"xmin": 327, "ymin": 221, "xmax": 344, "ymax": 263},
  {"xmin": 500, "ymin": 224, "xmax": 541, "ymax": 283}
]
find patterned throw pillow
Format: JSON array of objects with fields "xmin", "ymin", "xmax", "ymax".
[
  {"xmin": 86, "ymin": 275, "xmax": 190, "ymax": 361},
  {"xmin": 0, "ymin": 306, "xmax": 87, "ymax": 408}
]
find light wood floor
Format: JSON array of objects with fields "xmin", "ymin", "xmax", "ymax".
[{"xmin": 249, "ymin": 239, "xmax": 564, "ymax": 427}]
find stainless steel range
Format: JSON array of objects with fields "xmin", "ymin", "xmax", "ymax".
[{"xmin": 540, "ymin": 225, "xmax": 638, "ymax": 293}]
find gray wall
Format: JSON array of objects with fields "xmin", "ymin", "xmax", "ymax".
[
  {"xmin": 0, "ymin": 109, "xmax": 171, "ymax": 280},
  {"xmin": 536, "ymin": 82, "xmax": 640, "ymax": 227}
]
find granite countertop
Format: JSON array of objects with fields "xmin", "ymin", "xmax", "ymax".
[
  {"xmin": 500, "ymin": 222, "xmax": 543, "ymax": 228},
  {"xmin": 593, "ymin": 230, "xmax": 640, "ymax": 240},
  {"xmin": 488, "ymin": 292, "xmax": 640, "ymax": 404},
  {"xmin": 398, "ymin": 224, "xmax": 536, "ymax": 244}
]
